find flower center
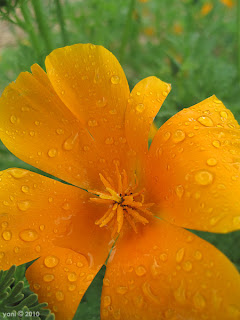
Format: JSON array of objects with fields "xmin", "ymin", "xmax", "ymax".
[{"xmin": 90, "ymin": 166, "xmax": 153, "ymax": 237}]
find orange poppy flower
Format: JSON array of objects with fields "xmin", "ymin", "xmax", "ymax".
[{"xmin": 0, "ymin": 44, "xmax": 240, "ymax": 320}]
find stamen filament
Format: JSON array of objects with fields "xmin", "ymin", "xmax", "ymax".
[
  {"xmin": 117, "ymin": 205, "xmax": 124, "ymax": 233},
  {"xmin": 126, "ymin": 207, "xmax": 149, "ymax": 225}
]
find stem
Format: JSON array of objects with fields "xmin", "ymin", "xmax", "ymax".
[
  {"xmin": 237, "ymin": 0, "xmax": 240, "ymax": 81},
  {"xmin": 119, "ymin": 0, "xmax": 136, "ymax": 64},
  {"xmin": 54, "ymin": 0, "xmax": 68, "ymax": 46},
  {"xmin": 32, "ymin": 0, "xmax": 53, "ymax": 52},
  {"xmin": 20, "ymin": 2, "xmax": 42, "ymax": 59}
]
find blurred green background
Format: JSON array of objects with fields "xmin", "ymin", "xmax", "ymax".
[{"xmin": 0, "ymin": 0, "xmax": 239, "ymax": 319}]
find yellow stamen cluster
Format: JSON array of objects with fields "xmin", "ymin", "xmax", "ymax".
[{"xmin": 90, "ymin": 166, "xmax": 153, "ymax": 237}]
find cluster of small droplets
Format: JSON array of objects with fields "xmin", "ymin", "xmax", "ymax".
[{"xmin": 90, "ymin": 166, "xmax": 154, "ymax": 237}]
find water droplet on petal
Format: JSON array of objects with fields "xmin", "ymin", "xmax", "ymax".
[
  {"xmin": 105, "ymin": 137, "xmax": 114, "ymax": 145},
  {"xmin": 63, "ymin": 133, "xmax": 78, "ymax": 150},
  {"xmin": 44, "ymin": 255, "xmax": 59, "ymax": 268},
  {"xmin": 163, "ymin": 132, "xmax": 171, "ymax": 141},
  {"xmin": 19, "ymin": 229, "xmax": 38, "ymax": 242},
  {"xmin": 172, "ymin": 130, "xmax": 185, "ymax": 143},
  {"xmin": 17, "ymin": 201, "xmax": 30, "ymax": 211},
  {"xmin": 174, "ymin": 281, "xmax": 186, "ymax": 303},
  {"xmin": 48, "ymin": 148, "xmax": 57, "ymax": 157},
  {"xmin": 68, "ymin": 284, "xmax": 76, "ymax": 291},
  {"xmin": 176, "ymin": 248, "xmax": 185, "ymax": 263},
  {"xmin": 1, "ymin": 221, "xmax": 8, "ymax": 228},
  {"xmin": 175, "ymin": 185, "xmax": 184, "ymax": 199},
  {"xmin": 2, "ymin": 231, "xmax": 12, "ymax": 241},
  {"xmin": 14, "ymin": 246, "xmax": 20, "ymax": 253},
  {"xmin": 96, "ymin": 97, "xmax": 107, "ymax": 107},
  {"xmin": 103, "ymin": 278, "xmax": 110, "ymax": 287},
  {"xmin": 194, "ymin": 250, "xmax": 202, "ymax": 260},
  {"xmin": 88, "ymin": 119, "xmax": 98, "ymax": 127},
  {"xmin": 197, "ymin": 116, "xmax": 214, "ymax": 127},
  {"xmin": 39, "ymin": 225, "xmax": 45, "ymax": 231},
  {"xmin": 195, "ymin": 170, "xmax": 213, "ymax": 186},
  {"xmin": 10, "ymin": 115, "xmax": 17, "ymax": 124},
  {"xmin": 212, "ymin": 140, "xmax": 221, "ymax": 148},
  {"xmin": 56, "ymin": 128, "xmax": 64, "ymax": 135},
  {"xmin": 207, "ymin": 158, "xmax": 217, "ymax": 166},
  {"xmin": 0, "ymin": 252, "xmax": 5, "ymax": 259},
  {"xmin": 193, "ymin": 292, "xmax": 206, "ymax": 309},
  {"xmin": 68, "ymin": 272, "xmax": 77, "ymax": 282},
  {"xmin": 183, "ymin": 261, "xmax": 192, "ymax": 272},
  {"xmin": 43, "ymin": 274, "xmax": 55, "ymax": 282},
  {"xmin": 220, "ymin": 111, "xmax": 228, "ymax": 119},
  {"xmin": 56, "ymin": 290, "xmax": 64, "ymax": 301},
  {"xmin": 10, "ymin": 169, "xmax": 27, "ymax": 179},
  {"xmin": 136, "ymin": 103, "xmax": 145, "ymax": 113},
  {"xmin": 160, "ymin": 253, "xmax": 168, "ymax": 261},
  {"xmin": 135, "ymin": 265, "xmax": 146, "ymax": 276},
  {"xmin": 21, "ymin": 185, "xmax": 29, "ymax": 193},
  {"xmin": 116, "ymin": 286, "xmax": 128, "ymax": 295},
  {"xmin": 111, "ymin": 75, "xmax": 120, "ymax": 84},
  {"xmin": 103, "ymin": 295, "xmax": 111, "ymax": 307}
]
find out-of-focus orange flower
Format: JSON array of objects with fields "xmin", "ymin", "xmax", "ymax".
[
  {"xmin": 221, "ymin": 0, "xmax": 234, "ymax": 8},
  {"xmin": 0, "ymin": 44, "xmax": 240, "ymax": 319},
  {"xmin": 201, "ymin": 2, "xmax": 213, "ymax": 16},
  {"xmin": 143, "ymin": 26, "xmax": 155, "ymax": 36},
  {"xmin": 173, "ymin": 22, "xmax": 183, "ymax": 35}
]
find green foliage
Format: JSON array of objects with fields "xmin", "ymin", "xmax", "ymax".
[{"xmin": 0, "ymin": 265, "xmax": 54, "ymax": 319}]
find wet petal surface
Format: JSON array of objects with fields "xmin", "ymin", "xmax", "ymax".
[
  {"xmin": 145, "ymin": 96, "xmax": 240, "ymax": 232},
  {"xmin": 101, "ymin": 219, "xmax": 240, "ymax": 320}
]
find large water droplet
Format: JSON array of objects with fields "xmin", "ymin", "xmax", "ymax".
[
  {"xmin": 19, "ymin": 229, "xmax": 38, "ymax": 242},
  {"xmin": 197, "ymin": 116, "xmax": 214, "ymax": 127},
  {"xmin": 195, "ymin": 170, "xmax": 213, "ymax": 186},
  {"xmin": 206, "ymin": 158, "xmax": 217, "ymax": 166},
  {"xmin": 220, "ymin": 111, "xmax": 228, "ymax": 119},
  {"xmin": 48, "ymin": 148, "xmax": 57, "ymax": 158},
  {"xmin": 193, "ymin": 292, "xmax": 206, "ymax": 309},
  {"xmin": 175, "ymin": 185, "xmax": 184, "ymax": 199},
  {"xmin": 176, "ymin": 248, "xmax": 185, "ymax": 263},
  {"xmin": 116, "ymin": 286, "xmax": 128, "ymax": 295},
  {"xmin": 56, "ymin": 290, "xmax": 64, "ymax": 301},
  {"xmin": 136, "ymin": 103, "xmax": 145, "ymax": 113},
  {"xmin": 212, "ymin": 140, "xmax": 221, "ymax": 148},
  {"xmin": 68, "ymin": 272, "xmax": 77, "ymax": 282},
  {"xmin": 135, "ymin": 265, "xmax": 147, "ymax": 276},
  {"xmin": 44, "ymin": 255, "xmax": 59, "ymax": 268},
  {"xmin": 103, "ymin": 295, "xmax": 111, "ymax": 307},
  {"xmin": 43, "ymin": 274, "xmax": 55, "ymax": 282},
  {"xmin": 142, "ymin": 282, "xmax": 159, "ymax": 304},
  {"xmin": 10, "ymin": 115, "xmax": 17, "ymax": 124},
  {"xmin": 63, "ymin": 133, "xmax": 78, "ymax": 151},
  {"xmin": 2, "ymin": 230, "xmax": 12, "ymax": 241},
  {"xmin": 10, "ymin": 169, "xmax": 27, "ymax": 179},
  {"xmin": 172, "ymin": 130, "xmax": 186, "ymax": 143},
  {"xmin": 17, "ymin": 201, "xmax": 30, "ymax": 211},
  {"xmin": 111, "ymin": 75, "xmax": 120, "ymax": 84}
]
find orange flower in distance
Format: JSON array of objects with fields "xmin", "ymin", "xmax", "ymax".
[
  {"xmin": 201, "ymin": 2, "xmax": 213, "ymax": 16},
  {"xmin": 221, "ymin": 0, "xmax": 234, "ymax": 8},
  {"xmin": 0, "ymin": 43, "xmax": 240, "ymax": 319}
]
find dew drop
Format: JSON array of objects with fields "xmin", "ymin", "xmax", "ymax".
[
  {"xmin": 96, "ymin": 97, "xmax": 107, "ymax": 108},
  {"xmin": 233, "ymin": 216, "xmax": 240, "ymax": 226},
  {"xmin": 21, "ymin": 185, "xmax": 29, "ymax": 193},
  {"xmin": 183, "ymin": 261, "xmax": 192, "ymax": 272},
  {"xmin": 142, "ymin": 282, "xmax": 159, "ymax": 304},
  {"xmin": 103, "ymin": 278, "xmax": 110, "ymax": 287},
  {"xmin": 212, "ymin": 140, "xmax": 221, "ymax": 148},
  {"xmin": 103, "ymin": 295, "xmax": 111, "ymax": 307},
  {"xmin": 175, "ymin": 185, "xmax": 184, "ymax": 199},
  {"xmin": 48, "ymin": 148, "xmax": 57, "ymax": 158},
  {"xmin": 68, "ymin": 272, "xmax": 77, "ymax": 282},
  {"xmin": 62, "ymin": 202, "xmax": 70, "ymax": 210},
  {"xmin": 163, "ymin": 132, "xmax": 171, "ymax": 141},
  {"xmin": 174, "ymin": 281, "xmax": 186, "ymax": 303},
  {"xmin": 1, "ymin": 221, "xmax": 8, "ymax": 228},
  {"xmin": 10, "ymin": 169, "xmax": 27, "ymax": 179},
  {"xmin": 44, "ymin": 255, "xmax": 59, "ymax": 268},
  {"xmin": 17, "ymin": 201, "xmax": 30, "ymax": 211},
  {"xmin": 14, "ymin": 246, "xmax": 20, "ymax": 253},
  {"xmin": 195, "ymin": 170, "xmax": 213, "ymax": 186},
  {"xmin": 160, "ymin": 253, "xmax": 168, "ymax": 261},
  {"xmin": 87, "ymin": 119, "xmax": 98, "ymax": 127},
  {"xmin": 172, "ymin": 130, "xmax": 185, "ymax": 143},
  {"xmin": 2, "ymin": 230, "xmax": 12, "ymax": 241},
  {"xmin": 19, "ymin": 229, "xmax": 38, "ymax": 242},
  {"xmin": 105, "ymin": 137, "xmax": 114, "ymax": 145},
  {"xmin": 194, "ymin": 250, "xmax": 202, "ymax": 260},
  {"xmin": 136, "ymin": 103, "xmax": 145, "ymax": 113},
  {"xmin": 77, "ymin": 262, "xmax": 83, "ymax": 268},
  {"xmin": 116, "ymin": 286, "xmax": 128, "ymax": 295},
  {"xmin": 197, "ymin": 116, "xmax": 214, "ymax": 127},
  {"xmin": 193, "ymin": 292, "xmax": 206, "ymax": 309},
  {"xmin": 63, "ymin": 133, "xmax": 78, "ymax": 150},
  {"xmin": 135, "ymin": 265, "xmax": 147, "ymax": 276},
  {"xmin": 33, "ymin": 283, "xmax": 40, "ymax": 291},
  {"xmin": 111, "ymin": 75, "xmax": 120, "ymax": 84},
  {"xmin": 43, "ymin": 274, "xmax": 55, "ymax": 282},
  {"xmin": 39, "ymin": 225, "xmax": 45, "ymax": 231},
  {"xmin": 10, "ymin": 115, "xmax": 17, "ymax": 124},
  {"xmin": 68, "ymin": 284, "xmax": 76, "ymax": 291},
  {"xmin": 220, "ymin": 111, "xmax": 228, "ymax": 119},
  {"xmin": 56, "ymin": 290, "xmax": 64, "ymax": 301},
  {"xmin": 35, "ymin": 245, "xmax": 41, "ymax": 252},
  {"xmin": 206, "ymin": 158, "xmax": 217, "ymax": 166},
  {"xmin": 56, "ymin": 128, "xmax": 64, "ymax": 135},
  {"xmin": 133, "ymin": 295, "xmax": 143, "ymax": 308},
  {"xmin": 0, "ymin": 252, "xmax": 5, "ymax": 259},
  {"xmin": 176, "ymin": 248, "xmax": 185, "ymax": 263}
]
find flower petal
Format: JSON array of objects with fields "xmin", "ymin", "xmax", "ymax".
[
  {"xmin": 45, "ymin": 44, "xmax": 134, "ymax": 176},
  {"xmin": 101, "ymin": 219, "xmax": 240, "ymax": 320},
  {"xmin": 0, "ymin": 64, "xmax": 114, "ymax": 189},
  {"xmin": 125, "ymin": 76, "xmax": 171, "ymax": 156},
  {"xmin": 145, "ymin": 96, "xmax": 240, "ymax": 232},
  {"xmin": 26, "ymin": 247, "xmax": 100, "ymax": 320},
  {"xmin": 0, "ymin": 168, "xmax": 111, "ymax": 270}
]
